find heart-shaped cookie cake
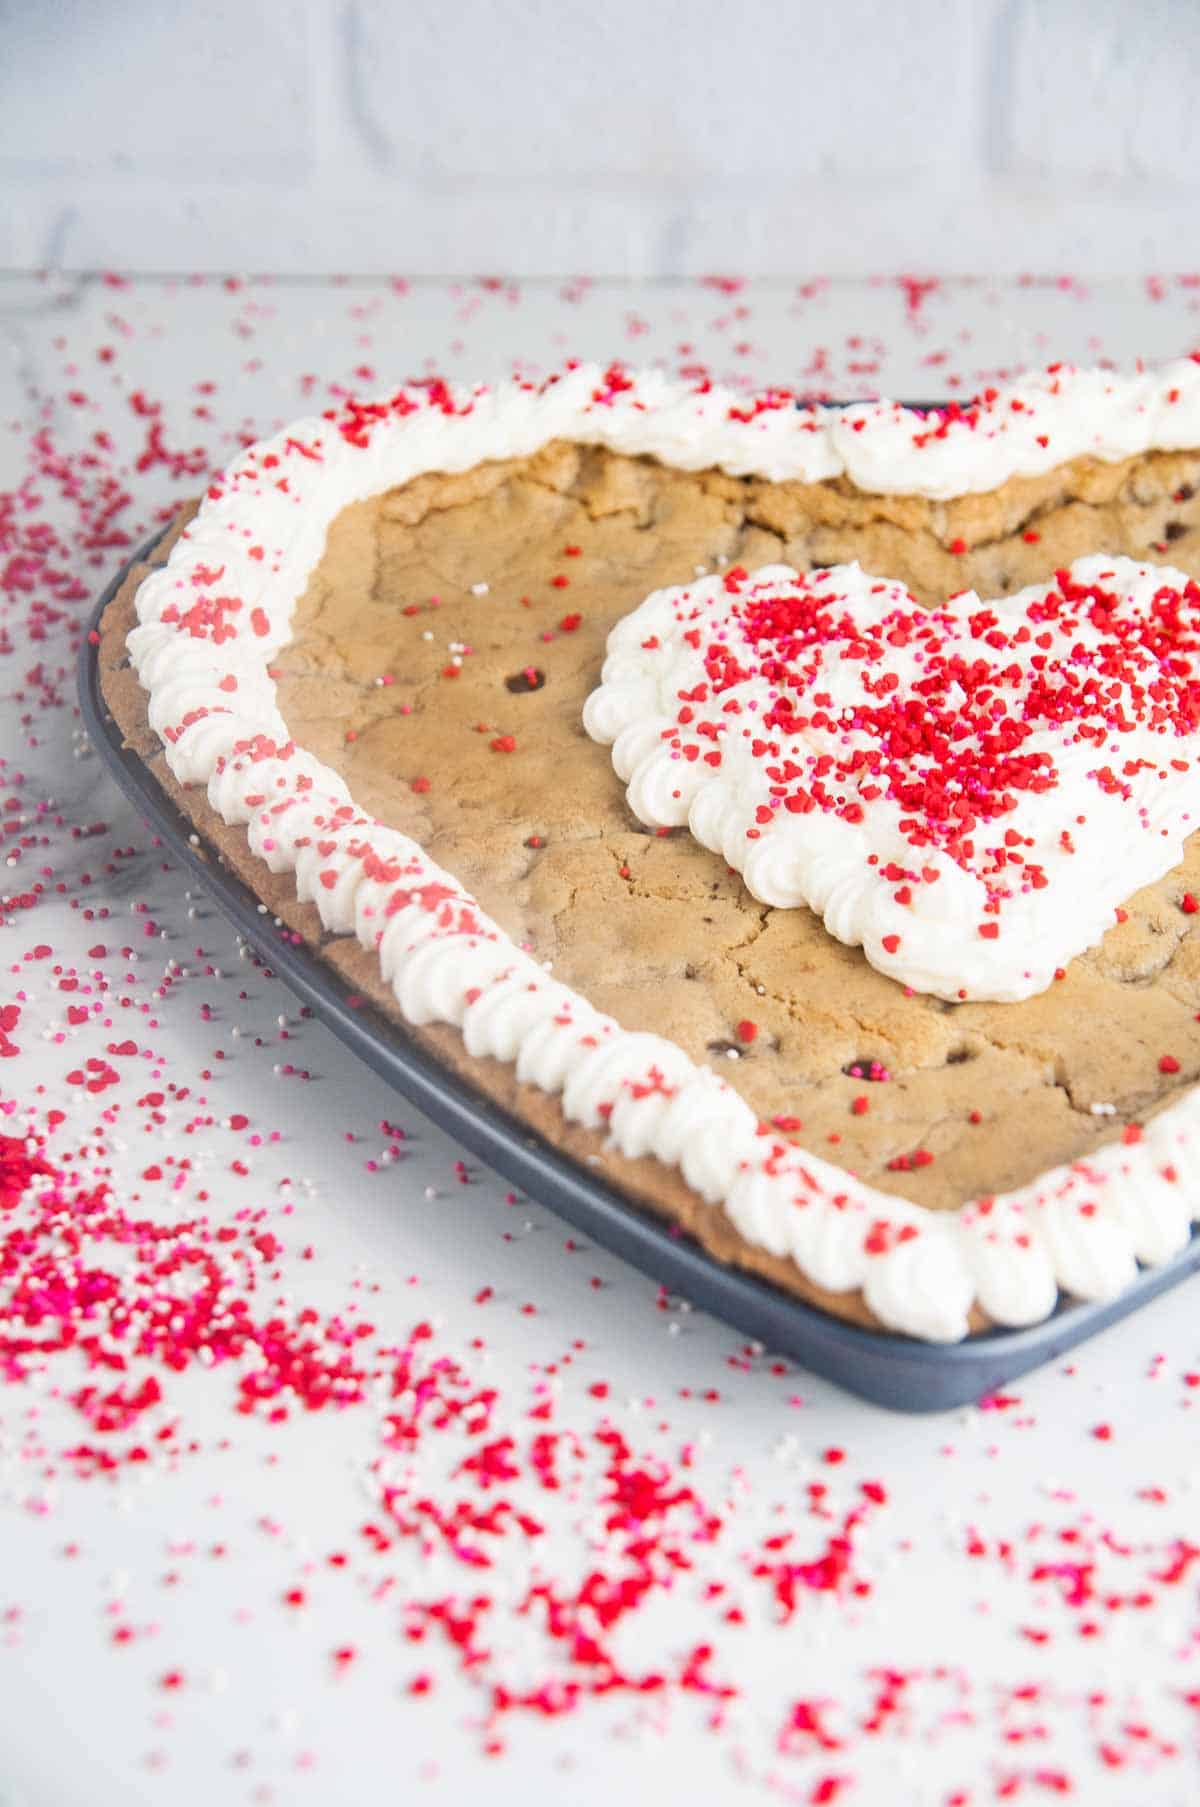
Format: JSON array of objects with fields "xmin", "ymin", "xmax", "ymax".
[{"xmin": 98, "ymin": 363, "xmax": 1200, "ymax": 1342}]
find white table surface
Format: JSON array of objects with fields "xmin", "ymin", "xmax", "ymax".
[{"xmin": 2, "ymin": 273, "xmax": 1200, "ymax": 1807}]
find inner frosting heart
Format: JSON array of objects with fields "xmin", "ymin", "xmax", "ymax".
[{"xmin": 585, "ymin": 555, "xmax": 1200, "ymax": 1001}]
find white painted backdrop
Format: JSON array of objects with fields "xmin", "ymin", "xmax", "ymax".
[{"xmin": 2, "ymin": 0, "xmax": 1198, "ymax": 276}]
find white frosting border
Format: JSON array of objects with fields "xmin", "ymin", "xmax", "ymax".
[{"xmin": 126, "ymin": 361, "xmax": 1200, "ymax": 1343}]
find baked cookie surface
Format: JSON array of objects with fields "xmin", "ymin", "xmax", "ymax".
[
  {"xmin": 99, "ymin": 366, "xmax": 1200, "ymax": 1340},
  {"xmin": 276, "ymin": 442, "xmax": 1200, "ymax": 1211}
]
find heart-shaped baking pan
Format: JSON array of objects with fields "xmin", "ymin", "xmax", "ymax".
[
  {"xmin": 87, "ymin": 358, "xmax": 1200, "ymax": 1399},
  {"xmin": 83, "ymin": 367, "xmax": 1200, "ymax": 1411}
]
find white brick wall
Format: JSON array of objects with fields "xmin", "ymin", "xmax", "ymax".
[
  {"xmin": 1002, "ymin": 0, "xmax": 1200, "ymax": 181},
  {"xmin": 1, "ymin": 0, "xmax": 1196, "ymax": 275}
]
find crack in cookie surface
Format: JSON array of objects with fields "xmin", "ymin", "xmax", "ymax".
[{"xmin": 271, "ymin": 444, "xmax": 1200, "ymax": 1212}]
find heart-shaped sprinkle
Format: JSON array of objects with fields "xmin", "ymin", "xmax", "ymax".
[{"xmin": 586, "ymin": 554, "xmax": 1200, "ymax": 1001}]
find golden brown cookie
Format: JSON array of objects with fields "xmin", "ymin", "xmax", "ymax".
[{"xmin": 98, "ymin": 438, "xmax": 1200, "ymax": 1334}]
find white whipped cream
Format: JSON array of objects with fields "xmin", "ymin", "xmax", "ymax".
[
  {"xmin": 127, "ymin": 362, "xmax": 1200, "ymax": 1343},
  {"xmin": 585, "ymin": 555, "xmax": 1200, "ymax": 1002}
]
